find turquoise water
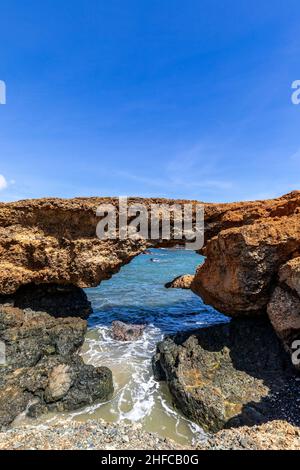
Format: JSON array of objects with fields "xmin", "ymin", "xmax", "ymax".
[
  {"xmin": 71, "ymin": 248, "xmax": 228, "ymax": 445},
  {"xmin": 19, "ymin": 249, "xmax": 227, "ymax": 445},
  {"xmin": 87, "ymin": 248, "xmax": 226, "ymax": 333}
]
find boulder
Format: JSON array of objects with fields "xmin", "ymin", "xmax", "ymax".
[
  {"xmin": 0, "ymin": 355, "xmax": 113, "ymax": 428},
  {"xmin": 192, "ymin": 215, "xmax": 300, "ymax": 317},
  {"xmin": 111, "ymin": 321, "xmax": 145, "ymax": 341},
  {"xmin": 0, "ymin": 299, "xmax": 113, "ymax": 428},
  {"xmin": 153, "ymin": 318, "xmax": 295, "ymax": 432},
  {"xmin": 165, "ymin": 274, "xmax": 194, "ymax": 289}
]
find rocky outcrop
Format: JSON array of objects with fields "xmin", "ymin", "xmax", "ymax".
[
  {"xmin": 190, "ymin": 191, "xmax": 300, "ymax": 368},
  {"xmin": 0, "ymin": 297, "xmax": 113, "ymax": 429},
  {"xmin": 0, "ymin": 192, "xmax": 299, "ymax": 297},
  {"xmin": 153, "ymin": 318, "xmax": 297, "ymax": 433},
  {"xmin": 111, "ymin": 321, "xmax": 145, "ymax": 341},
  {"xmin": 267, "ymin": 257, "xmax": 300, "ymax": 368},
  {"xmin": 192, "ymin": 202, "xmax": 300, "ymax": 317},
  {"xmin": 1, "ymin": 192, "xmax": 300, "ymax": 436},
  {"xmin": 165, "ymin": 274, "xmax": 194, "ymax": 289},
  {"xmin": 199, "ymin": 420, "xmax": 300, "ymax": 450}
]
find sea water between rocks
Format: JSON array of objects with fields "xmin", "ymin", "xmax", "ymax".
[{"xmin": 24, "ymin": 249, "xmax": 228, "ymax": 445}]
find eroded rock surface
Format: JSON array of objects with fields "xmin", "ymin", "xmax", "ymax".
[
  {"xmin": 0, "ymin": 192, "xmax": 299, "ymax": 297},
  {"xmin": 111, "ymin": 321, "xmax": 145, "ymax": 341},
  {"xmin": 153, "ymin": 319, "xmax": 297, "ymax": 432},
  {"xmin": 0, "ymin": 298, "xmax": 113, "ymax": 429},
  {"xmin": 165, "ymin": 274, "xmax": 194, "ymax": 289}
]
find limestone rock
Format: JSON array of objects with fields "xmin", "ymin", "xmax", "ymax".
[
  {"xmin": 165, "ymin": 274, "xmax": 194, "ymax": 289},
  {"xmin": 192, "ymin": 214, "xmax": 300, "ymax": 316},
  {"xmin": 0, "ymin": 192, "xmax": 299, "ymax": 298}
]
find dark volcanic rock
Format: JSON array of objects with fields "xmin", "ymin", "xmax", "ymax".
[
  {"xmin": 111, "ymin": 321, "xmax": 145, "ymax": 341},
  {"xmin": 153, "ymin": 318, "xmax": 296, "ymax": 432},
  {"xmin": 0, "ymin": 298, "xmax": 113, "ymax": 429},
  {"xmin": 0, "ymin": 355, "xmax": 113, "ymax": 428},
  {"xmin": 0, "ymin": 305, "xmax": 87, "ymax": 368}
]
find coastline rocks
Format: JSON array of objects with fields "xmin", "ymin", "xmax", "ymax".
[
  {"xmin": 0, "ymin": 301, "xmax": 113, "ymax": 429},
  {"xmin": 191, "ymin": 214, "xmax": 300, "ymax": 317},
  {"xmin": 0, "ymin": 419, "xmax": 185, "ymax": 450},
  {"xmin": 111, "ymin": 321, "xmax": 145, "ymax": 341},
  {"xmin": 0, "ymin": 355, "xmax": 113, "ymax": 427},
  {"xmin": 199, "ymin": 420, "xmax": 300, "ymax": 450},
  {"xmin": 0, "ymin": 192, "xmax": 299, "ymax": 297},
  {"xmin": 267, "ymin": 257, "xmax": 300, "ymax": 367},
  {"xmin": 153, "ymin": 318, "xmax": 295, "ymax": 432},
  {"xmin": 165, "ymin": 274, "xmax": 194, "ymax": 289},
  {"xmin": 0, "ymin": 305, "xmax": 87, "ymax": 368},
  {"xmin": 191, "ymin": 191, "xmax": 300, "ymax": 318}
]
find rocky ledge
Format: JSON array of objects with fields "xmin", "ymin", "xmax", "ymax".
[
  {"xmin": 153, "ymin": 318, "xmax": 299, "ymax": 433},
  {"xmin": 165, "ymin": 274, "xmax": 194, "ymax": 289},
  {"xmin": 0, "ymin": 287, "xmax": 113, "ymax": 429}
]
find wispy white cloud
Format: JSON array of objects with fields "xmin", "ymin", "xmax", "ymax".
[{"xmin": 0, "ymin": 175, "xmax": 8, "ymax": 191}]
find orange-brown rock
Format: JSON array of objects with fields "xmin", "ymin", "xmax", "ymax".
[
  {"xmin": 165, "ymin": 274, "xmax": 195, "ymax": 289},
  {"xmin": 192, "ymin": 191, "xmax": 300, "ymax": 316},
  {"xmin": 0, "ymin": 197, "xmax": 205, "ymax": 295},
  {"xmin": 1, "ymin": 192, "xmax": 300, "ymax": 323}
]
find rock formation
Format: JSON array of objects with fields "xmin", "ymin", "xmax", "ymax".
[
  {"xmin": 0, "ymin": 294, "xmax": 113, "ymax": 429},
  {"xmin": 1, "ymin": 192, "xmax": 300, "ymax": 434},
  {"xmin": 153, "ymin": 318, "xmax": 296, "ymax": 432},
  {"xmin": 111, "ymin": 321, "xmax": 145, "ymax": 341},
  {"xmin": 165, "ymin": 274, "xmax": 194, "ymax": 289}
]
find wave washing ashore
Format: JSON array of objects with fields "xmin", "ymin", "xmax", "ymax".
[{"xmin": 14, "ymin": 248, "xmax": 227, "ymax": 446}]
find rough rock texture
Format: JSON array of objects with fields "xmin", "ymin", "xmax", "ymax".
[
  {"xmin": 192, "ymin": 206, "xmax": 300, "ymax": 316},
  {"xmin": 153, "ymin": 318, "xmax": 297, "ymax": 433},
  {"xmin": 0, "ymin": 355, "xmax": 113, "ymax": 428},
  {"xmin": 0, "ymin": 197, "xmax": 196, "ymax": 295},
  {"xmin": 0, "ymin": 304, "xmax": 87, "ymax": 368},
  {"xmin": 165, "ymin": 274, "xmax": 194, "ymax": 289},
  {"xmin": 267, "ymin": 257, "xmax": 300, "ymax": 368},
  {"xmin": 0, "ymin": 419, "xmax": 186, "ymax": 450},
  {"xmin": 0, "ymin": 301, "xmax": 113, "ymax": 429},
  {"xmin": 0, "ymin": 418, "xmax": 298, "ymax": 450},
  {"xmin": 0, "ymin": 192, "xmax": 299, "ymax": 297},
  {"xmin": 111, "ymin": 321, "xmax": 145, "ymax": 341},
  {"xmin": 198, "ymin": 420, "xmax": 300, "ymax": 450}
]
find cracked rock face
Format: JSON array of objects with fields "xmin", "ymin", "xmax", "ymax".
[
  {"xmin": 153, "ymin": 319, "xmax": 295, "ymax": 433},
  {"xmin": 192, "ymin": 198, "xmax": 300, "ymax": 317},
  {"xmin": 267, "ymin": 257, "xmax": 300, "ymax": 368},
  {"xmin": 1, "ymin": 193, "xmax": 299, "ymax": 298},
  {"xmin": 0, "ymin": 299, "xmax": 113, "ymax": 429}
]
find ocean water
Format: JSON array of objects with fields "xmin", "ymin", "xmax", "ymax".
[
  {"xmin": 74, "ymin": 248, "xmax": 228, "ymax": 445},
  {"xmin": 22, "ymin": 248, "xmax": 227, "ymax": 445}
]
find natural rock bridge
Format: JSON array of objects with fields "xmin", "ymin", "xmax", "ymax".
[{"xmin": 0, "ymin": 192, "xmax": 300, "ymax": 431}]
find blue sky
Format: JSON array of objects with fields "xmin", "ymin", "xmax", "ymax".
[{"xmin": 0, "ymin": 0, "xmax": 299, "ymax": 202}]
